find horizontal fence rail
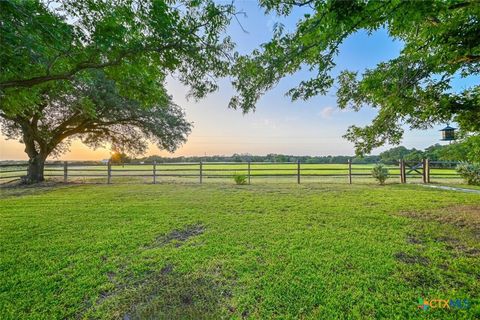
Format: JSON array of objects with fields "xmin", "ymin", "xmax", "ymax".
[{"xmin": 0, "ymin": 159, "xmax": 465, "ymax": 185}]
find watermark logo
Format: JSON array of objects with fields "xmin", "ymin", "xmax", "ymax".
[{"xmin": 418, "ymin": 297, "xmax": 470, "ymax": 311}]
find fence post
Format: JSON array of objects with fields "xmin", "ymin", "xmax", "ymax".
[
  {"xmin": 248, "ymin": 161, "xmax": 251, "ymax": 185},
  {"xmin": 348, "ymin": 159, "xmax": 352, "ymax": 184},
  {"xmin": 399, "ymin": 159, "xmax": 403, "ymax": 183},
  {"xmin": 153, "ymin": 160, "xmax": 156, "ymax": 184},
  {"xmin": 63, "ymin": 161, "xmax": 68, "ymax": 183},
  {"xmin": 400, "ymin": 159, "xmax": 406, "ymax": 184},
  {"xmin": 297, "ymin": 160, "xmax": 301, "ymax": 184},
  {"xmin": 422, "ymin": 158, "xmax": 430, "ymax": 184},
  {"xmin": 199, "ymin": 161, "xmax": 203, "ymax": 184},
  {"xmin": 107, "ymin": 160, "xmax": 112, "ymax": 184},
  {"xmin": 426, "ymin": 159, "xmax": 430, "ymax": 183}
]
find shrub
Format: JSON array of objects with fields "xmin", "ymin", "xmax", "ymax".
[
  {"xmin": 456, "ymin": 162, "xmax": 480, "ymax": 185},
  {"xmin": 372, "ymin": 164, "xmax": 389, "ymax": 185},
  {"xmin": 234, "ymin": 174, "xmax": 248, "ymax": 185}
]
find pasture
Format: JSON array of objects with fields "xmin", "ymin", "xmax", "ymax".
[
  {"xmin": 0, "ymin": 162, "xmax": 463, "ymax": 185},
  {"xmin": 0, "ymin": 182, "xmax": 478, "ymax": 319}
]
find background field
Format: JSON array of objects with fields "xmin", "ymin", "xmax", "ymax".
[
  {"xmin": 0, "ymin": 162, "xmax": 464, "ymax": 185},
  {"xmin": 0, "ymin": 182, "xmax": 478, "ymax": 319}
]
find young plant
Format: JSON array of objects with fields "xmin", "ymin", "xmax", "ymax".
[
  {"xmin": 456, "ymin": 162, "xmax": 480, "ymax": 186},
  {"xmin": 234, "ymin": 173, "xmax": 248, "ymax": 185},
  {"xmin": 372, "ymin": 164, "xmax": 389, "ymax": 185}
]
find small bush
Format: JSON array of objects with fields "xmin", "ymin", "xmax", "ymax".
[
  {"xmin": 372, "ymin": 164, "xmax": 389, "ymax": 185},
  {"xmin": 456, "ymin": 162, "xmax": 480, "ymax": 185},
  {"xmin": 234, "ymin": 174, "xmax": 248, "ymax": 185}
]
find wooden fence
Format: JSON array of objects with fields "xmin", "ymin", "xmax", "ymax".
[{"xmin": 0, "ymin": 159, "xmax": 463, "ymax": 185}]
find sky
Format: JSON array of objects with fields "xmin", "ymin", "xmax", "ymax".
[{"xmin": 0, "ymin": 1, "xmax": 471, "ymax": 161}]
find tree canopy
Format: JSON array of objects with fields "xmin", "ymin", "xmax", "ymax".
[
  {"xmin": 0, "ymin": 0, "xmax": 238, "ymax": 183},
  {"xmin": 1, "ymin": 0, "xmax": 235, "ymax": 111},
  {"xmin": 230, "ymin": 0, "xmax": 480, "ymax": 155}
]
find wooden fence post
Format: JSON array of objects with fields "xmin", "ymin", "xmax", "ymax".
[
  {"xmin": 422, "ymin": 158, "xmax": 430, "ymax": 184},
  {"xmin": 63, "ymin": 161, "xmax": 68, "ymax": 183},
  {"xmin": 297, "ymin": 160, "xmax": 301, "ymax": 184},
  {"xmin": 153, "ymin": 161, "xmax": 156, "ymax": 184},
  {"xmin": 348, "ymin": 159, "xmax": 352, "ymax": 184},
  {"xmin": 400, "ymin": 159, "xmax": 406, "ymax": 184},
  {"xmin": 248, "ymin": 161, "xmax": 251, "ymax": 185},
  {"xmin": 107, "ymin": 161, "xmax": 112, "ymax": 184},
  {"xmin": 399, "ymin": 159, "xmax": 403, "ymax": 183},
  {"xmin": 426, "ymin": 158, "xmax": 430, "ymax": 183},
  {"xmin": 199, "ymin": 161, "xmax": 203, "ymax": 184}
]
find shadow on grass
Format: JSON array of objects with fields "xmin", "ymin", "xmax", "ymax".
[
  {"xmin": 85, "ymin": 264, "xmax": 231, "ymax": 320},
  {"xmin": 125, "ymin": 268, "xmax": 229, "ymax": 320}
]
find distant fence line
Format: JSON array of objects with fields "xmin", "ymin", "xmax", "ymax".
[{"xmin": 0, "ymin": 159, "xmax": 463, "ymax": 185}]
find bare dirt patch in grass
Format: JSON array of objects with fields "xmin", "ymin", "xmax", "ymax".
[
  {"xmin": 402, "ymin": 205, "xmax": 480, "ymax": 238},
  {"xmin": 406, "ymin": 234, "xmax": 423, "ymax": 245},
  {"xmin": 149, "ymin": 224, "xmax": 206, "ymax": 248},
  {"xmin": 434, "ymin": 236, "xmax": 480, "ymax": 257},
  {"xmin": 0, "ymin": 180, "xmax": 76, "ymax": 198},
  {"xmin": 124, "ymin": 269, "xmax": 231, "ymax": 320},
  {"xmin": 84, "ymin": 263, "xmax": 232, "ymax": 320},
  {"xmin": 394, "ymin": 252, "xmax": 430, "ymax": 266}
]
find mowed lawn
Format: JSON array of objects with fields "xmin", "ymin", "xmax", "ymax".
[{"xmin": 0, "ymin": 183, "xmax": 479, "ymax": 319}]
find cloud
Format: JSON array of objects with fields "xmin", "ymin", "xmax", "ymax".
[
  {"xmin": 262, "ymin": 119, "xmax": 277, "ymax": 129},
  {"xmin": 319, "ymin": 106, "xmax": 335, "ymax": 119}
]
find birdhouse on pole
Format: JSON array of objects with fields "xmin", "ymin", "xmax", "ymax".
[{"xmin": 440, "ymin": 125, "xmax": 456, "ymax": 141}]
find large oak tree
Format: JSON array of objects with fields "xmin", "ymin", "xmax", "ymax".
[
  {"xmin": 0, "ymin": 72, "xmax": 191, "ymax": 182},
  {"xmin": 0, "ymin": 0, "xmax": 237, "ymax": 183},
  {"xmin": 230, "ymin": 0, "xmax": 480, "ymax": 155}
]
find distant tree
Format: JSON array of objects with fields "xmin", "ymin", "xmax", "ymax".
[
  {"xmin": 403, "ymin": 149, "xmax": 425, "ymax": 162},
  {"xmin": 110, "ymin": 151, "xmax": 131, "ymax": 166},
  {"xmin": 231, "ymin": 0, "xmax": 480, "ymax": 155},
  {"xmin": 379, "ymin": 146, "xmax": 412, "ymax": 163},
  {"xmin": 423, "ymin": 144, "xmax": 444, "ymax": 161},
  {"xmin": 0, "ymin": 0, "xmax": 238, "ymax": 183},
  {"xmin": 435, "ymin": 135, "xmax": 479, "ymax": 162}
]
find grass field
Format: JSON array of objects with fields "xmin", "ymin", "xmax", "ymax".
[{"xmin": 0, "ymin": 182, "xmax": 478, "ymax": 319}]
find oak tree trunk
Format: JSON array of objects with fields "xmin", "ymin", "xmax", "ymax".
[{"xmin": 24, "ymin": 154, "xmax": 47, "ymax": 184}]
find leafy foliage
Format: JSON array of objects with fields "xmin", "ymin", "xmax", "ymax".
[
  {"xmin": 231, "ymin": 0, "xmax": 480, "ymax": 154},
  {"xmin": 233, "ymin": 173, "xmax": 248, "ymax": 185},
  {"xmin": 0, "ymin": 0, "xmax": 238, "ymax": 182},
  {"xmin": 0, "ymin": 0, "xmax": 236, "ymax": 111},
  {"xmin": 371, "ymin": 164, "xmax": 389, "ymax": 185},
  {"xmin": 456, "ymin": 162, "xmax": 480, "ymax": 186}
]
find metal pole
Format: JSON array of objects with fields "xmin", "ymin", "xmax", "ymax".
[
  {"xmin": 248, "ymin": 161, "xmax": 251, "ymax": 185},
  {"xmin": 199, "ymin": 161, "xmax": 203, "ymax": 184},
  {"xmin": 297, "ymin": 160, "xmax": 300, "ymax": 184},
  {"xmin": 153, "ymin": 160, "xmax": 156, "ymax": 184},
  {"xmin": 348, "ymin": 159, "xmax": 352, "ymax": 184},
  {"xmin": 63, "ymin": 161, "xmax": 68, "ymax": 183}
]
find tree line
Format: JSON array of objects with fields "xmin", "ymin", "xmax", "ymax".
[{"xmin": 126, "ymin": 142, "xmax": 470, "ymax": 165}]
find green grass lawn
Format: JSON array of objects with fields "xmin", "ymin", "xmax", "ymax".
[{"xmin": 0, "ymin": 182, "xmax": 478, "ymax": 319}]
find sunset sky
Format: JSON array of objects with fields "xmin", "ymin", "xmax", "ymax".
[{"xmin": 0, "ymin": 1, "xmax": 473, "ymax": 161}]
